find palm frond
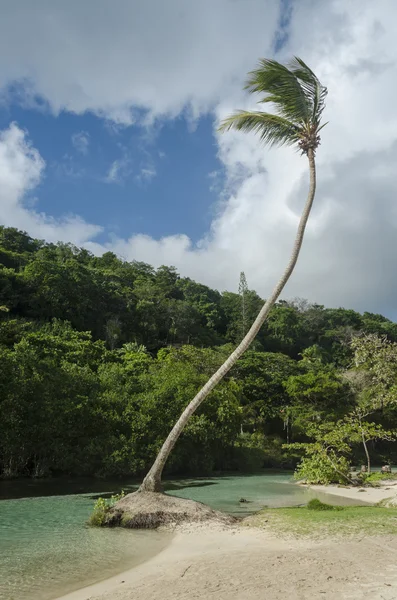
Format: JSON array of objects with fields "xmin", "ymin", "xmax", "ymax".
[
  {"xmin": 218, "ymin": 111, "xmax": 300, "ymax": 148},
  {"xmin": 288, "ymin": 57, "xmax": 327, "ymax": 123},
  {"xmin": 219, "ymin": 57, "xmax": 327, "ymax": 154},
  {"xmin": 244, "ymin": 58, "xmax": 311, "ymax": 124}
]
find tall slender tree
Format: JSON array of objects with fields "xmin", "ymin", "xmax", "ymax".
[
  {"xmin": 238, "ymin": 271, "xmax": 249, "ymax": 339},
  {"xmin": 139, "ymin": 57, "xmax": 327, "ymax": 493}
]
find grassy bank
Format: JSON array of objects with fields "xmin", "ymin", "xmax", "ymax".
[{"xmin": 246, "ymin": 500, "xmax": 397, "ymax": 538}]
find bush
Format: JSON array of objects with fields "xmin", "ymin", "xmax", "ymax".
[
  {"xmin": 362, "ymin": 472, "xmax": 397, "ymax": 485},
  {"xmin": 294, "ymin": 451, "xmax": 350, "ymax": 485},
  {"xmin": 89, "ymin": 491, "xmax": 125, "ymax": 527},
  {"xmin": 307, "ymin": 498, "xmax": 342, "ymax": 511}
]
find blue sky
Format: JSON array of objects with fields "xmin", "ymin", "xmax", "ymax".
[
  {"xmin": 0, "ymin": 0, "xmax": 290, "ymax": 250},
  {"xmin": 0, "ymin": 103, "xmax": 224, "ymax": 245},
  {"xmin": 0, "ymin": 0, "xmax": 397, "ymax": 317}
]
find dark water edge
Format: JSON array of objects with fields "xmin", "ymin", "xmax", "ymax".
[
  {"xmin": 0, "ymin": 469, "xmax": 293, "ymax": 501},
  {"xmin": 2, "ymin": 465, "xmax": 393, "ymax": 503}
]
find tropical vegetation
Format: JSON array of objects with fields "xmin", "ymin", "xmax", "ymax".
[{"xmin": 1, "ymin": 225, "xmax": 397, "ymax": 482}]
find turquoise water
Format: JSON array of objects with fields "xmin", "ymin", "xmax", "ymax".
[
  {"xmin": 0, "ymin": 493, "xmax": 171, "ymax": 600},
  {"xmin": 0, "ymin": 473, "xmax": 362, "ymax": 600},
  {"xmin": 165, "ymin": 473, "xmax": 363, "ymax": 515}
]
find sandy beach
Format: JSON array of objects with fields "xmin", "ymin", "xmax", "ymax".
[
  {"xmin": 56, "ymin": 482, "xmax": 397, "ymax": 600},
  {"xmin": 308, "ymin": 481, "xmax": 397, "ymax": 506}
]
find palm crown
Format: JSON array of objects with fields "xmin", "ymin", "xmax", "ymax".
[{"xmin": 219, "ymin": 57, "xmax": 327, "ymax": 155}]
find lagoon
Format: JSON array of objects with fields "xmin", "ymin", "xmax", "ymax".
[{"xmin": 0, "ymin": 472, "xmax": 359, "ymax": 600}]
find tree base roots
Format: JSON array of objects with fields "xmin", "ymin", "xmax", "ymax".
[{"xmin": 102, "ymin": 491, "xmax": 237, "ymax": 529}]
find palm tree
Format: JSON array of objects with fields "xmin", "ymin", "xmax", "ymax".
[{"xmin": 139, "ymin": 57, "xmax": 327, "ymax": 493}]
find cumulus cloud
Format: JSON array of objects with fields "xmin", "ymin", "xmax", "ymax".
[
  {"xmin": 0, "ymin": 0, "xmax": 280, "ymax": 123},
  {"xmin": 71, "ymin": 130, "xmax": 90, "ymax": 155},
  {"xmin": 1, "ymin": 0, "xmax": 397, "ymax": 317},
  {"xmin": 0, "ymin": 123, "xmax": 102, "ymax": 244}
]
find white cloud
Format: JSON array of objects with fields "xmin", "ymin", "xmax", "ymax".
[
  {"xmin": 105, "ymin": 156, "xmax": 133, "ymax": 184},
  {"xmin": 0, "ymin": 123, "xmax": 102, "ymax": 244},
  {"xmin": 52, "ymin": 153, "xmax": 86, "ymax": 180},
  {"xmin": 2, "ymin": 1, "xmax": 397, "ymax": 317},
  {"xmin": 71, "ymin": 130, "xmax": 90, "ymax": 155},
  {"xmin": 136, "ymin": 166, "xmax": 156, "ymax": 184},
  {"xmin": 105, "ymin": 160, "xmax": 122, "ymax": 183},
  {"xmin": 99, "ymin": 0, "xmax": 397, "ymax": 317},
  {"xmin": 0, "ymin": 0, "xmax": 280, "ymax": 123},
  {"xmin": 208, "ymin": 170, "xmax": 224, "ymax": 195}
]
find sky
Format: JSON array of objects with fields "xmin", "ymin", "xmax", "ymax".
[{"xmin": 1, "ymin": 0, "xmax": 397, "ymax": 318}]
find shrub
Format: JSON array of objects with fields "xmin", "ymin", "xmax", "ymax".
[
  {"xmin": 294, "ymin": 451, "xmax": 350, "ymax": 485},
  {"xmin": 307, "ymin": 498, "xmax": 342, "ymax": 511},
  {"xmin": 362, "ymin": 471, "xmax": 397, "ymax": 486},
  {"xmin": 88, "ymin": 491, "xmax": 125, "ymax": 527}
]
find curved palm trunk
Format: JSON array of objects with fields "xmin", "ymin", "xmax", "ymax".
[{"xmin": 139, "ymin": 149, "xmax": 317, "ymax": 493}]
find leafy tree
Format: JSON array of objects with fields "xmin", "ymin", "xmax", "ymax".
[
  {"xmin": 361, "ymin": 312, "xmax": 397, "ymax": 341},
  {"xmin": 0, "ymin": 321, "xmax": 108, "ymax": 477},
  {"xmin": 177, "ymin": 277, "xmax": 225, "ymax": 341},
  {"xmin": 105, "ymin": 317, "xmax": 122, "ymax": 350},
  {"xmin": 285, "ymin": 369, "xmax": 352, "ymax": 433},
  {"xmin": 344, "ymin": 416, "xmax": 395, "ymax": 474},
  {"xmin": 0, "ymin": 226, "xmax": 43, "ymax": 255},
  {"xmin": 351, "ymin": 334, "xmax": 397, "ymax": 410},
  {"xmin": 220, "ymin": 290, "xmax": 263, "ymax": 346},
  {"xmin": 233, "ymin": 351, "xmax": 299, "ymax": 435},
  {"xmin": 289, "ymin": 417, "xmax": 395, "ymax": 483},
  {"xmin": 139, "ymin": 346, "xmax": 242, "ymax": 474},
  {"xmin": 96, "ymin": 347, "xmax": 153, "ymax": 476},
  {"xmin": 262, "ymin": 304, "xmax": 303, "ymax": 356}
]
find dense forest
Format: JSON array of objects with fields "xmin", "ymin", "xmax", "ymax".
[{"xmin": 1, "ymin": 225, "xmax": 397, "ymax": 482}]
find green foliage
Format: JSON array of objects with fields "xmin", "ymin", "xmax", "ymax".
[
  {"xmin": 219, "ymin": 57, "xmax": 327, "ymax": 154},
  {"xmin": 307, "ymin": 499, "xmax": 342, "ymax": 511},
  {"xmin": 136, "ymin": 345, "xmax": 242, "ymax": 475},
  {"xmin": 1, "ymin": 227, "xmax": 397, "ymax": 480},
  {"xmin": 289, "ymin": 409, "xmax": 396, "ymax": 485},
  {"xmin": 350, "ymin": 334, "xmax": 397, "ymax": 412},
  {"xmin": 285, "ymin": 369, "xmax": 352, "ymax": 429},
  {"xmin": 235, "ymin": 351, "xmax": 299, "ymax": 426},
  {"xmin": 221, "ymin": 290, "xmax": 263, "ymax": 346},
  {"xmin": 362, "ymin": 472, "xmax": 397, "ymax": 485},
  {"xmin": 233, "ymin": 433, "xmax": 291, "ymax": 471},
  {"xmin": 294, "ymin": 451, "xmax": 351, "ymax": 485},
  {"xmin": 89, "ymin": 491, "xmax": 125, "ymax": 527}
]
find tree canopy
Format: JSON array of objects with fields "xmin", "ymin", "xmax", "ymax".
[{"xmin": 1, "ymin": 225, "xmax": 397, "ymax": 480}]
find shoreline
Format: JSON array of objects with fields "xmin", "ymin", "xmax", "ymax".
[
  {"xmin": 308, "ymin": 480, "xmax": 397, "ymax": 505},
  {"xmin": 55, "ymin": 482, "xmax": 397, "ymax": 600},
  {"xmin": 54, "ymin": 526, "xmax": 268, "ymax": 600},
  {"xmin": 55, "ymin": 522, "xmax": 397, "ymax": 600}
]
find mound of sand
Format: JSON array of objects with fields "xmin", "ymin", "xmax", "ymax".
[{"xmin": 103, "ymin": 491, "xmax": 236, "ymax": 529}]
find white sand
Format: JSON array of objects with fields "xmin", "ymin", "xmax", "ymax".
[
  {"xmin": 55, "ymin": 482, "xmax": 397, "ymax": 600},
  {"xmin": 309, "ymin": 480, "xmax": 397, "ymax": 506},
  {"xmin": 56, "ymin": 522, "xmax": 397, "ymax": 600}
]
